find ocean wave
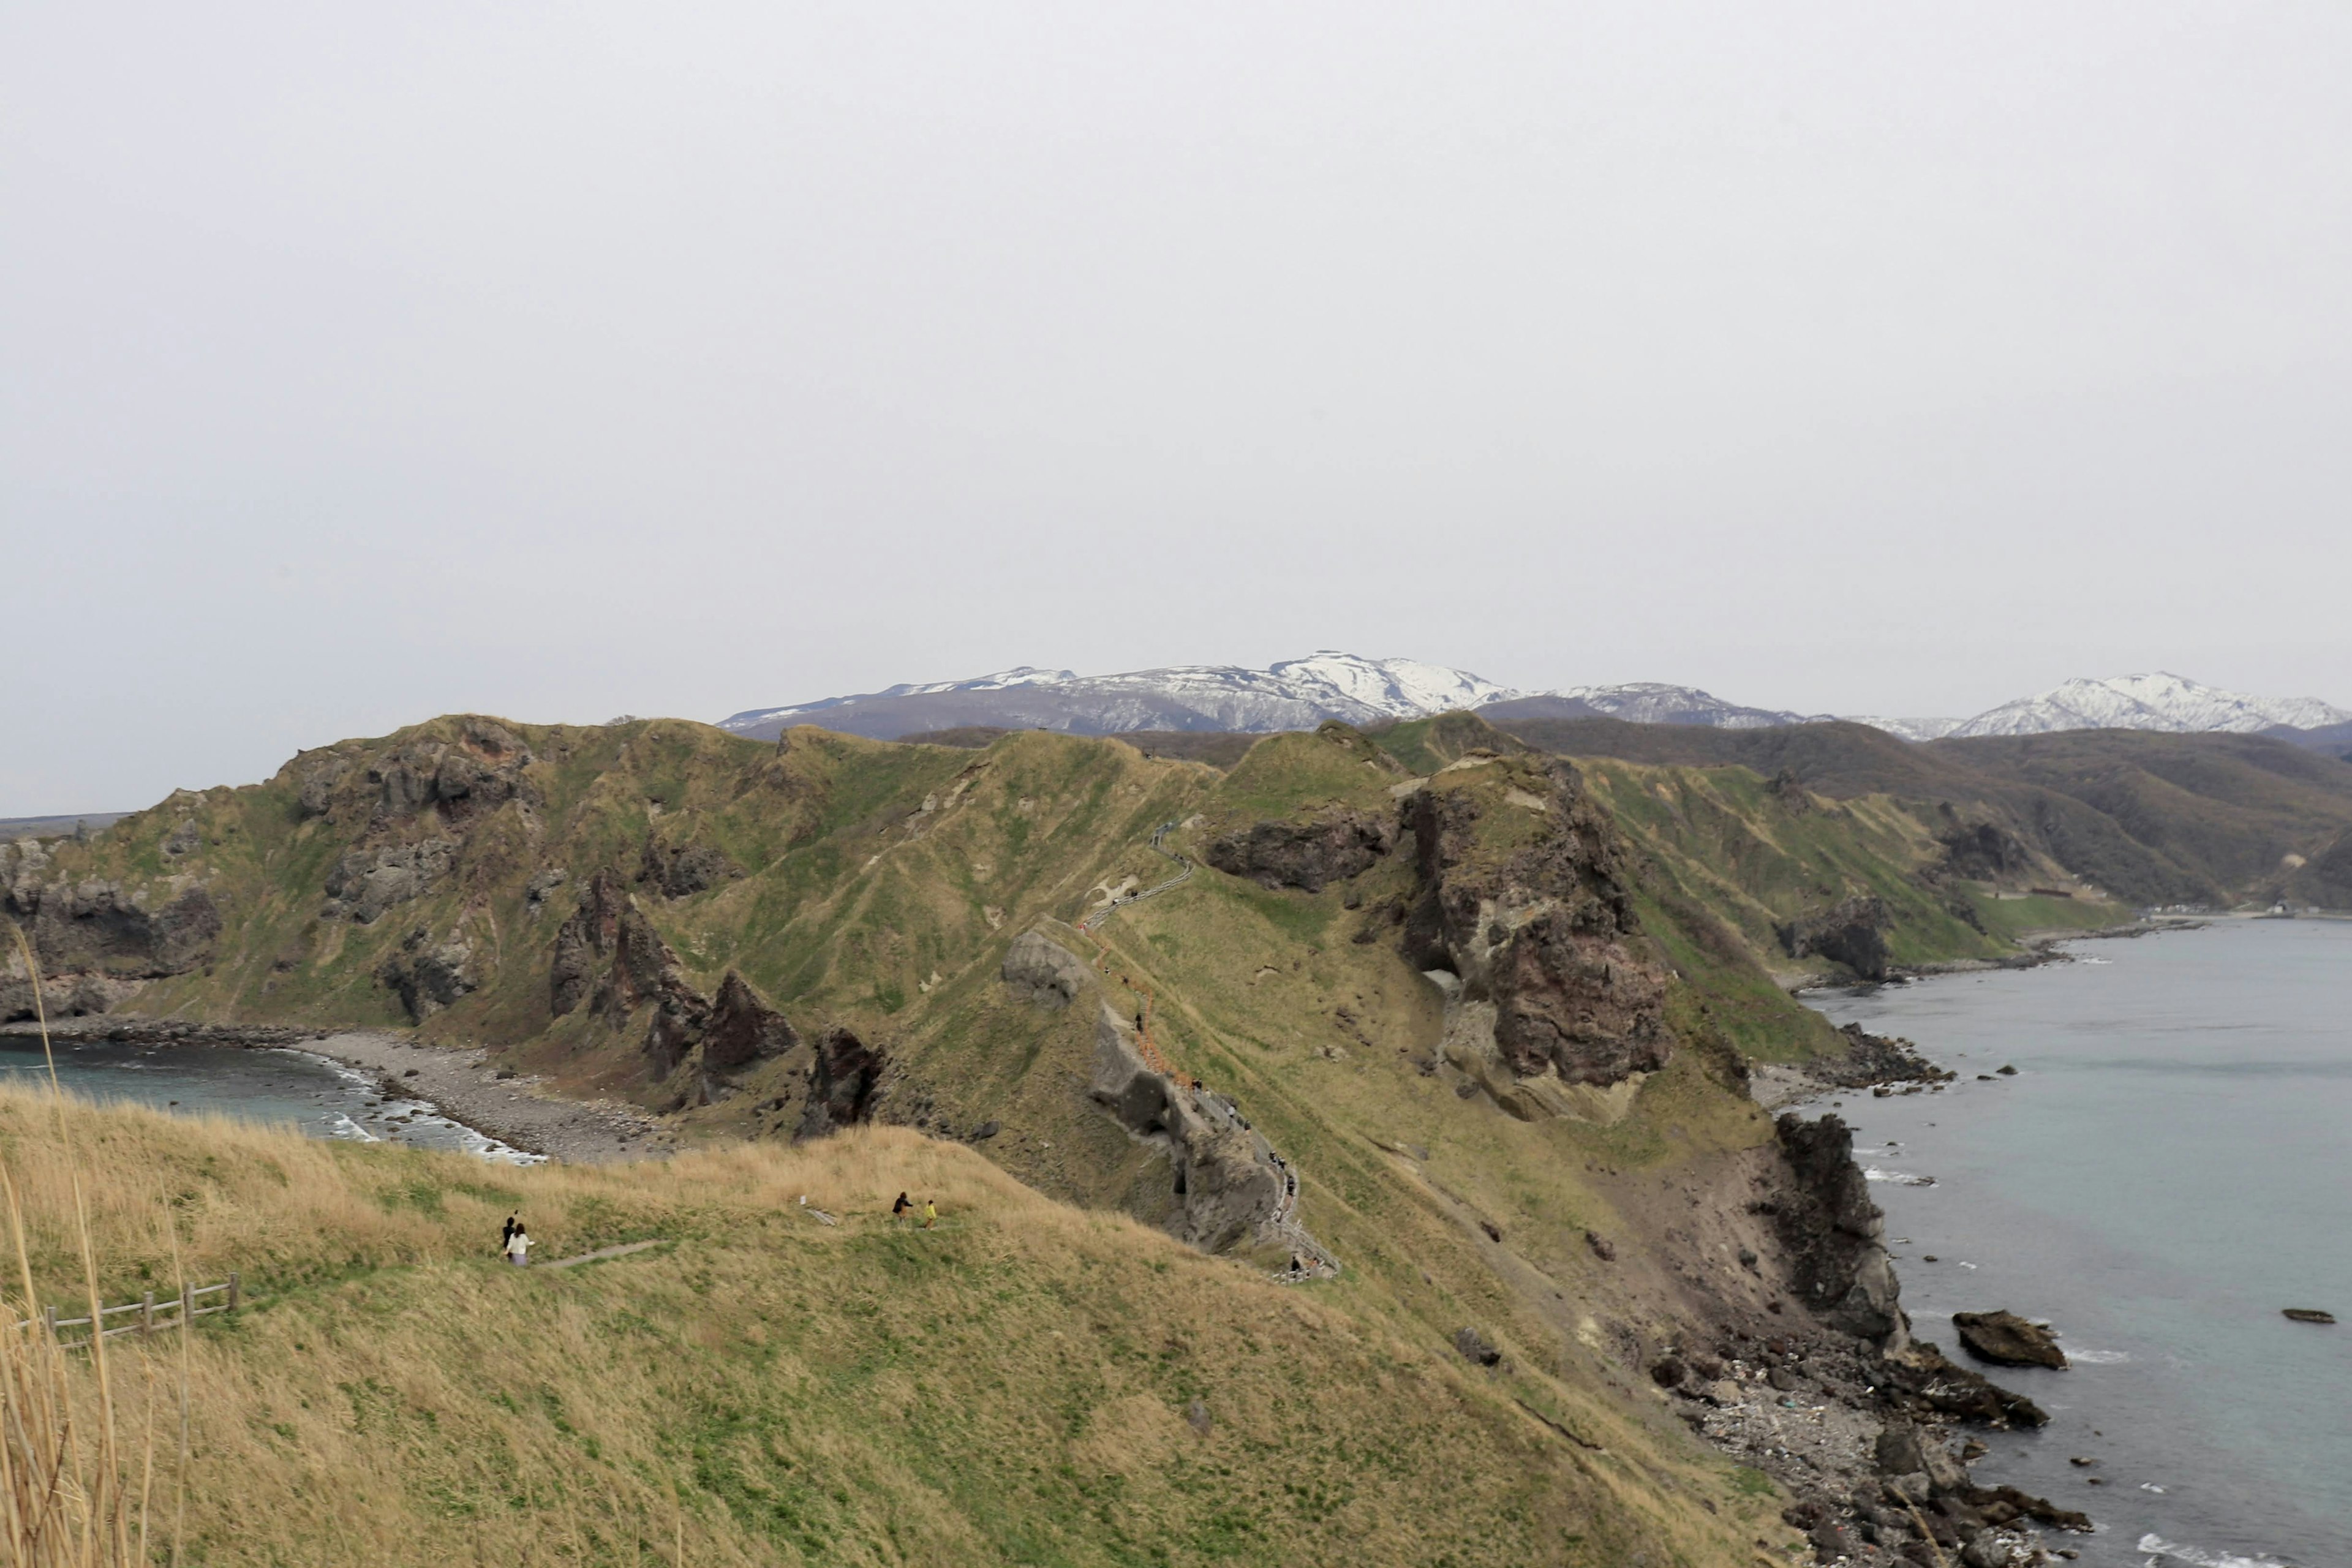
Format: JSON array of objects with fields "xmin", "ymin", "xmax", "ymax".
[
  {"xmin": 2068, "ymin": 1348, "xmax": 2130, "ymax": 1364},
  {"xmin": 1863, "ymin": 1167, "xmax": 1936, "ymax": 1186},
  {"xmin": 2136, "ymin": 1534, "xmax": 2291, "ymax": 1568},
  {"xmin": 326, "ymin": 1113, "xmax": 380, "ymax": 1143}
]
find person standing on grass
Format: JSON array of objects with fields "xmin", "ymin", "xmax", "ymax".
[
  {"xmin": 922, "ymin": 1199, "xmax": 938, "ymax": 1230},
  {"xmin": 502, "ymin": 1213, "xmax": 519, "ymax": 1256},
  {"xmin": 506, "ymin": 1223, "xmax": 531, "ymax": 1267},
  {"xmin": 892, "ymin": 1191, "xmax": 911, "ymax": 1224}
]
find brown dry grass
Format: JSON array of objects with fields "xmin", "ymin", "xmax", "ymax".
[{"xmin": 0, "ymin": 1082, "xmax": 1782, "ymax": 1566}]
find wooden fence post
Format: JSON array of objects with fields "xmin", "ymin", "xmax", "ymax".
[
  {"xmin": 227, "ymin": 1272, "xmax": 240, "ymax": 1312},
  {"xmin": 180, "ymin": 1281, "xmax": 193, "ymax": 1332},
  {"xmin": 142, "ymin": 1292, "xmax": 155, "ymax": 1339},
  {"xmin": 42, "ymin": 1305, "xmax": 55, "ymax": 1340}
]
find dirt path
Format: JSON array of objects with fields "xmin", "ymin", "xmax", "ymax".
[{"xmin": 305, "ymin": 1032, "xmax": 673, "ymax": 1165}]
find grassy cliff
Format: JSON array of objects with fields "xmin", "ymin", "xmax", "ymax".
[
  {"xmin": 2, "ymin": 710, "xmax": 2127, "ymax": 1564},
  {"xmin": 1, "ymin": 1088, "xmax": 1778, "ymax": 1566}
]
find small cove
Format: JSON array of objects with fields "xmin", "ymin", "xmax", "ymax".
[
  {"xmin": 1805, "ymin": 919, "xmax": 2351, "ymax": 1568},
  {"xmin": 0, "ymin": 1038, "xmax": 545, "ymax": 1164}
]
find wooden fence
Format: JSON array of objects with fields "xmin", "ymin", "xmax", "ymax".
[{"xmin": 17, "ymin": 1275, "xmax": 243, "ymax": 1350}]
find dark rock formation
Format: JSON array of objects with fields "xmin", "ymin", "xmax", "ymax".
[
  {"xmin": 363, "ymin": 722, "xmax": 535, "ymax": 827},
  {"xmin": 3, "ymin": 839, "xmax": 221, "ymax": 985},
  {"xmin": 1771, "ymin": 1113, "xmax": 1905, "ymax": 1344},
  {"xmin": 377, "ymin": 927, "xmax": 478, "ymax": 1022},
  {"xmin": 1400, "ymin": 757, "xmax": 1669, "ymax": 1087},
  {"xmin": 797, "ymin": 1027, "xmax": 884, "ymax": 1138},
  {"xmin": 637, "ymin": 840, "xmax": 741, "ymax": 900},
  {"xmin": 1777, "ymin": 895, "xmax": 1893, "ymax": 981},
  {"xmin": 1880, "ymin": 1343, "xmax": 2048, "ymax": 1430},
  {"xmin": 1204, "ymin": 809, "xmax": 1395, "ymax": 892},
  {"xmin": 1088, "ymin": 1002, "xmax": 1285, "ymax": 1253},
  {"xmin": 1817, "ymin": 1022, "xmax": 1954, "ymax": 1089},
  {"xmin": 1001, "ymin": 930, "xmax": 1090, "ymax": 1009},
  {"xmin": 701, "ymin": 971, "xmax": 800, "ymax": 1072},
  {"xmin": 1452, "ymin": 1327, "xmax": 1502, "ymax": 1367},
  {"xmin": 550, "ymin": 869, "xmax": 628, "ymax": 1016},
  {"xmin": 1936, "ymin": 820, "xmax": 2030, "ymax": 883},
  {"xmin": 1951, "ymin": 1311, "xmax": 2068, "ymax": 1370}
]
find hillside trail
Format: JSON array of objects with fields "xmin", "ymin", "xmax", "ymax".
[{"xmin": 1081, "ymin": 822, "xmax": 1338, "ymax": 1284}]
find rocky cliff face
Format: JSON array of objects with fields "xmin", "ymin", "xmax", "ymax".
[
  {"xmin": 1776, "ymin": 895, "xmax": 1893, "ymax": 982},
  {"xmin": 1770, "ymin": 1112, "xmax": 1907, "ymax": 1347},
  {"xmin": 1087, "ymin": 1001, "xmax": 1284, "ymax": 1253},
  {"xmin": 1400, "ymin": 754, "xmax": 1668, "ymax": 1088},
  {"xmin": 1, "ymin": 834, "xmax": 222, "ymax": 1020},
  {"xmin": 550, "ymin": 867, "xmax": 804, "ymax": 1102},
  {"xmin": 1202, "ymin": 809, "xmax": 1395, "ymax": 893}
]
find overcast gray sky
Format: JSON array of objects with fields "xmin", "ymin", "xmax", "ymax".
[{"xmin": 6, "ymin": 3, "xmax": 2350, "ymax": 813}]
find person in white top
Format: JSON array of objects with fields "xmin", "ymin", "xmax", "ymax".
[{"xmin": 506, "ymin": 1225, "xmax": 531, "ymax": 1266}]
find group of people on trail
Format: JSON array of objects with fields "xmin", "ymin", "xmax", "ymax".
[
  {"xmin": 500, "ymin": 1213, "xmax": 532, "ymax": 1266},
  {"xmin": 891, "ymin": 1192, "xmax": 939, "ymax": 1229}
]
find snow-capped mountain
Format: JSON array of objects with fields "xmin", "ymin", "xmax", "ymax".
[
  {"xmin": 719, "ymin": 658, "xmax": 2351, "ymax": 748},
  {"xmin": 1943, "ymin": 674, "xmax": 2352, "ymax": 740},
  {"xmin": 716, "ymin": 654, "xmax": 1532, "ymax": 741},
  {"xmin": 1484, "ymin": 685, "xmax": 1828, "ymax": 729}
]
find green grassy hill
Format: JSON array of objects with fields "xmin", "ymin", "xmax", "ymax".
[
  {"xmin": 3, "ymin": 709, "xmax": 2120, "ymax": 1564},
  {"xmin": 1493, "ymin": 715, "xmax": 2352, "ymax": 910}
]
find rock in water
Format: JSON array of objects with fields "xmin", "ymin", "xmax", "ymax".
[
  {"xmin": 1951, "ymin": 1310, "xmax": 2068, "ymax": 1369},
  {"xmin": 2282, "ymin": 1307, "xmax": 2336, "ymax": 1325}
]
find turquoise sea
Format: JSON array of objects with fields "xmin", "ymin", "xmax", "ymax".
[{"xmin": 1807, "ymin": 919, "xmax": 2352, "ymax": 1568}]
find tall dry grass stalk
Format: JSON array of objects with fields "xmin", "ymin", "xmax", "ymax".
[{"xmin": 1, "ymin": 926, "xmax": 173, "ymax": 1566}]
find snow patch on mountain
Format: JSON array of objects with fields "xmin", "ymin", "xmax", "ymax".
[
  {"xmin": 719, "ymin": 658, "xmax": 2350, "ymax": 748},
  {"xmin": 1946, "ymin": 674, "xmax": 2352, "ymax": 739},
  {"xmin": 1841, "ymin": 715, "xmax": 1965, "ymax": 742},
  {"xmin": 717, "ymin": 653, "xmax": 1537, "ymax": 741}
]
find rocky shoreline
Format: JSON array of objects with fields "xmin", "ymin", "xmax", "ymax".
[
  {"xmin": 0, "ymin": 1016, "xmax": 668, "ymax": 1164},
  {"xmin": 1671, "ymin": 1104, "xmax": 2092, "ymax": 1567}
]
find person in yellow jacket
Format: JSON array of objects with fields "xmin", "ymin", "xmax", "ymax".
[{"xmin": 922, "ymin": 1199, "xmax": 938, "ymax": 1230}]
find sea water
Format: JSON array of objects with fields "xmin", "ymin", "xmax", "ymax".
[
  {"xmin": 0, "ymin": 1038, "xmax": 543, "ymax": 1164},
  {"xmin": 1806, "ymin": 919, "xmax": 2352, "ymax": 1568}
]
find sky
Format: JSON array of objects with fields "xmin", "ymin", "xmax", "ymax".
[{"xmin": 5, "ymin": 2, "xmax": 2351, "ymax": 813}]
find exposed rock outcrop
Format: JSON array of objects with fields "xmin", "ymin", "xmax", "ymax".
[
  {"xmin": 1776, "ymin": 895, "xmax": 1893, "ymax": 981},
  {"xmin": 1936, "ymin": 820, "xmax": 2031, "ymax": 883},
  {"xmin": 1771, "ymin": 1112, "xmax": 1907, "ymax": 1346},
  {"xmin": 1088, "ymin": 1002, "xmax": 1284, "ymax": 1253},
  {"xmin": 1951, "ymin": 1311, "xmax": 2068, "ymax": 1370},
  {"xmin": 3, "ymin": 838, "xmax": 221, "ymax": 989},
  {"xmin": 797, "ymin": 1027, "xmax": 885, "ymax": 1139},
  {"xmin": 1204, "ymin": 809, "xmax": 1395, "ymax": 893},
  {"xmin": 361, "ymin": 722, "xmax": 536, "ymax": 827},
  {"xmin": 549, "ymin": 869, "xmax": 626, "ymax": 1016},
  {"xmin": 702, "ymin": 971, "xmax": 801, "ymax": 1072},
  {"xmin": 637, "ymin": 840, "xmax": 742, "ymax": 900},
  {"xmin": 1001, "ymin": 930, "xmax": 1090, "ymax": 1009},
  {"xmin": 322, "ymin": 839, "xmax": 456, "ymax": 924},
  {"xmin": 551, "ymin": 872, "xmax": 801, "ymax": 1095},
  {"xmin": 377, "ymin": 927, "xmax": 478, "ymax": 1022},
  {"xmin": 1401, "ymin": 756, "xmax": 1668, "ymax": 1088}
]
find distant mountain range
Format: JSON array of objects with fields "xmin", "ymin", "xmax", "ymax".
[{"xmin": 717, "ymin": 655, "xmax": 2352, "ymax": 752}]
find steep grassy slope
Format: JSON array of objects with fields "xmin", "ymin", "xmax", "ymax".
[
  {"xmin": 1, "ymin": 1088, "xmax": 1788, "ymax": 1567},
  {"xmin": 1496, "ymin": 716, "xmax": 2352, "ymax": 910},
  {"xmin": 5, "ymin": 710, "xmax": 2114, "ymax": 1565}
]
